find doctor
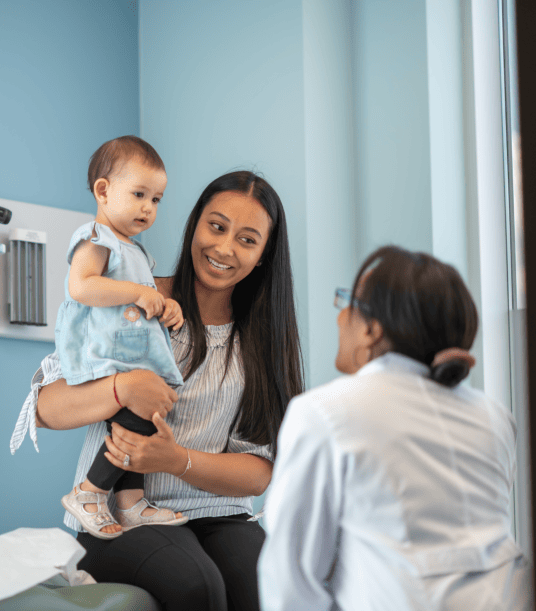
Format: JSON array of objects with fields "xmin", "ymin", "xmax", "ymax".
[{"xmin": 258, "ymin": 245, "xmax": 530, "ymax": 611}]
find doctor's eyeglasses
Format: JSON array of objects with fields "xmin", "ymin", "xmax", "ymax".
[{"xmin": 334, "ymin": 288, "xmax": 372, "ymax": 316}]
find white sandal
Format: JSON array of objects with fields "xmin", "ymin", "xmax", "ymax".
[
  {"xmin": 115, "ymin": 498, "xmax": 189, "ymax": 531},
  {"xmin": 61, "ymin": 486, "xmax": 122, "ymax": 540}
]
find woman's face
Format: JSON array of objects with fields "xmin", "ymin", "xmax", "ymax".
[{"xmin": 191, "ymin": 191, "xmax": 271, "ymax": 295}]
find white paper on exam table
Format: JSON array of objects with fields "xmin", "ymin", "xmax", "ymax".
[{"xmin": 0, "ymin": 527, "xmax": 96, "ymax": 601}]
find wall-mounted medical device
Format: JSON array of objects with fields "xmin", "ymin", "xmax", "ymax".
[
  {"xmin": 0, "ymin": 205, "xmax": 12, "ymax": 225},
  {"xmin": 0, "ymin": 198, "xmax": 92, "ymax": 342},
  {"xmin": 8, "ymin": 228, "xmax": 47, "ymax": 326}
]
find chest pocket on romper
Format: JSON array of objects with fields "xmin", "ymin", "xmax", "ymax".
[{"xmin": 114, "ymin": 329, "xmax": 149, "ymax": 363}]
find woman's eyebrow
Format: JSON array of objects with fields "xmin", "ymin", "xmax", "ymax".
[{"xmin": 210, "ymin": 212, "xmax": 263, "ymax": 238}]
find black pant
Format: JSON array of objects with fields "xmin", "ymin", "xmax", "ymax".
[
  {"xmin": 77, "ymin": 513, "xmax": 265, "ymax": 611},
  {"xmin": 86, "ymin": 408, "xmax": 157, "ymax": 492}
]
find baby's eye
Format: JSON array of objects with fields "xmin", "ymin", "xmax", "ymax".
[
  {"xmin": 134, "ymin": 192, "xmax": 144, "ymax": 198},
  {"xmin": 152, "ymin": 197, "xmax": 161, "ymax": 204}
]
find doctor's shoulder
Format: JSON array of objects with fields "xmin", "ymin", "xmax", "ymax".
[{"xmin": 286, "ymin": 369, "xmax": 394, "ymax": 429}]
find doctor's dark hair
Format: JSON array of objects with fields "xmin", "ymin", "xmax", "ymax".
[
  {"xmin": 170, "ymin": 171, "xmax": 304, "ymax": 456},
  {"xmin": 351, "ymin": 246, "xmax": 479, "ymax": 387},
  {"xmin": 87, "ymin": 136, "xmax": 165, "ymax": 196}
]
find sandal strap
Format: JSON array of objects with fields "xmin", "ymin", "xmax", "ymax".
[
  {"xmin": 73, "ymin": 485, "xmax": 108, "ymax": 506},
  {"xmin": 73, "ymin": 491, "xmax": 107, "ymax": 505},
  {"xmin": 115, "ymin": 497, "xmax": 178, "ymax": 527},
  {"xmin": 116, "ymin": 498, "xmax": 157, "ymax": 516},
  {"xmin": 73, "ymin": 486, "xmax": 118, "ymax": 524},
  {"xmin": 93, "ymin": 513, "xmax": 118, "ymax": 527}
]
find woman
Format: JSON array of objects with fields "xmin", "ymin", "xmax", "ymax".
[
  {"xmin": 13, "ymin": 171, "xmax": 304, "ymax": 611},
  {"xmin": 259, "ymin": 246, "xmax": 529, "ymax": 611}
]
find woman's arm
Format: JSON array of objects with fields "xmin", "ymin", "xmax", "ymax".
[
  {"xmin": 37, "ymin": 370, "xmax": 179, "ymax": 430},
  {"xmin": 154, "ymin": 276, "xmax": 173, "ymax": 299},
  {"xmin": 105, "ymin": 414, "xmax": 273, "ymax": 497},
  {"xmin": 181, "ymin": 449, "xmax": 272, "ymax": 497},
  {"xmin": 37, "ymin": 376, "xmax": 119, "ymax": 430}
]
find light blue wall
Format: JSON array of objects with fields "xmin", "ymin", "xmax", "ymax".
[
  {"xmin": 1, "ymin": 0, "xmax": 472, "ymax": 535},
  {"xmin": 303, "ymin": 0, "xmax": 358, "ymax": 386},
  {"xmin": 138, "ymin": 0, "xmax": 364, "ymax": 517},
  {"xmin": 139, "ymin": 0, "xmax": 310, "ymax": 378},
  {"xmin": 426, "ymin": 0, "xmax": 467, "ymax": 278},
  {"xmin": 0, "ymin": 0, "xmax": 139, "ymax": 534},
  {"xmin": 353, "ymin": 0, "xmax": 433, "ymax": 261},
  {"xmin": 138, "ymin": 0, "xmax": 458, "ymax": 392}
]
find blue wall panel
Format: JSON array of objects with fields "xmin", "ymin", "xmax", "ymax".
[
  {"xmin": 0, "ymin": 0, "xmax": 139, "ymax": 534},
  {"xmin": 139, "ymin": 1, "xmax": 309, "ymax": 318}
]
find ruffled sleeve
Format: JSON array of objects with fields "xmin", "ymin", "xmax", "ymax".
[
  {"xmin": 66, "ymin": 222, "xmax": 123, "ymax": 273},
  {"xmin": 133, "ymin": 239, "xmax": 156, "ymax": 273},
  {"xmin": 10, "ymin": 351, "xmax": 64, "ymax": 454},
  {"xmin": 227, "ymin": 434, "xmax": 273, "ymax": 462}
]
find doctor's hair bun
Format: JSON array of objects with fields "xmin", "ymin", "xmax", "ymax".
[{"xmin": 430, "ymin": 359, "xmax": 471, "ymax": 388}]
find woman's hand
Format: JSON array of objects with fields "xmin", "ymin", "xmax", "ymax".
[
  {"xmin": 115, "ymin": 370, "xmax": 179, "ymax": 420},
  {"xmin": 104, "ymin": 412, "xmax": 184, "ymax": 475},
  {"xmin": 105, "ymin": 412, "xmax": 273, "ymax": 497}
]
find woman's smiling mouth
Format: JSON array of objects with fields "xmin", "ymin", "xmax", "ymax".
[{"xmin": 207, "ymin": 256, "xmax": 232, "ymax": 271}]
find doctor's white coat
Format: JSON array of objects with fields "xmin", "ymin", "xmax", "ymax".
[{"xmin": 259, "ymin": 353, "xmax": 531, "ymax": 611}]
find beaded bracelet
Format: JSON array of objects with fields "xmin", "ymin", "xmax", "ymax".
[
  {"xmin": 113, "ymin": 373, "xmax": 123, "ymax": 408},
  {"xmin": 178, "ymin": 448, "xmax": 192, "ymax": 478}
]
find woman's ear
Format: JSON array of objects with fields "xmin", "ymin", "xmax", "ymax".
[
  {"xmin": 368, "ymin": 318, "xmax": 393, "ymax": 358},
  {"xmin": 93, "ymin": 178, "xmax": 109, "ymax": 205},
  {"xmin": 367, "ymin": 318, "xmax": 384, "ymax": 344}
]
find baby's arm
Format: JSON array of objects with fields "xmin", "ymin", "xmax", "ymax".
[
  {"xmin": 68, "ymin": 239, "xmax": 165, "ymax": 320},
  {"xmin": 159, "ymin": 298, "xmax": 185, "ymax": 331}
]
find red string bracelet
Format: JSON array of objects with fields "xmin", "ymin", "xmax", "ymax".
[{"xmin": 113, "ymin": 373, "xmax": 123, "ymax": 408}]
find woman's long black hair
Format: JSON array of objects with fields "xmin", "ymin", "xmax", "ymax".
[
  {"xmin": 170, "ymin": 171, "xmax": 304, "ymax": 456},
  {"xmin": 352, "ymin": 246, "xmax": 479, "ymax": 387}
]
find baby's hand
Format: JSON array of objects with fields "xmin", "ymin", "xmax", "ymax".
[
  {"xmin": 135, "ymin": 286, "xmax": 166, "ymax": 320},
  {"xmin": 160, "ymin": 298, "xmax": 185, "ymax": 331}
]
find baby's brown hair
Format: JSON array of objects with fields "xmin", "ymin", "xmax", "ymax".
[{"xmin": 87, "ymin": 136, "xmax": 165, "ymax": 196}]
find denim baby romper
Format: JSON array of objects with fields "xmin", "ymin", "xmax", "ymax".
[{"xmin": 55, "ymin": 221, "xmax": 183, "ymax": 387}]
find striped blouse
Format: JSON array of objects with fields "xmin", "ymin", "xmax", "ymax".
[{"xmin": 10, "ymin": 322, "xmax": 272, "ymax": 532}]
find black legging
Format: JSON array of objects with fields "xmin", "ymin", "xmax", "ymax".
[
  {"xmin": 86, "ymin": 407, "xmax": 157, "ymax": 492},
  {"xmin": 77, "ymin": 513, "xmax": 265, "ymax": 611}
]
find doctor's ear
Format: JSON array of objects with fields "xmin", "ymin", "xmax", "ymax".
[
  {"xmin": 366, "ymin": 318, "xmax": 384, "ymax": 344},
  {"xmin": 93, "ymin": 178, "xmax": 110, "ymax": 204},
  {"xmin": 367, "ymin": 317, "xmax": 393, "ymax": 357}
]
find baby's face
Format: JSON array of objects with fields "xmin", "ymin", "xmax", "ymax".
[{"xmin": 100, "ymin": 156, "xmax": 167, "ymax": 240}]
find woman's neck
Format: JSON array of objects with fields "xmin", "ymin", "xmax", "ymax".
[{"xmin": 194, "ymin": 281, "xmax": 233, "ymax": 326}]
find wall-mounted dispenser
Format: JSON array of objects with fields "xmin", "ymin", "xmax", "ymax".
[
  {"xmin": 0, "ymin": 197, "xmax": 93, "ymax": 342},
  {"xmin": 8, "ymin": 228, "xmax": 47, "ymax": 326}
]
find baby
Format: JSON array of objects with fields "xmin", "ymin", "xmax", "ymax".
[{"xmin": 58, "ymin": 136, "xmax": 186, "ymax": 539}]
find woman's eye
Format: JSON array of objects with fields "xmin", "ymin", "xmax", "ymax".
[
  {"xmin": 210, "ymin": 222, "xmax": 224, "ymax": 231},
  {"xmin": 240, "ymin": 236, "xmax": 255, "ymax": 245}
]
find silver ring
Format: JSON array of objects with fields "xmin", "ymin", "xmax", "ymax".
[{"xmin": 123, "ymin": 454, "xmax": 130, "ymax": 468}]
